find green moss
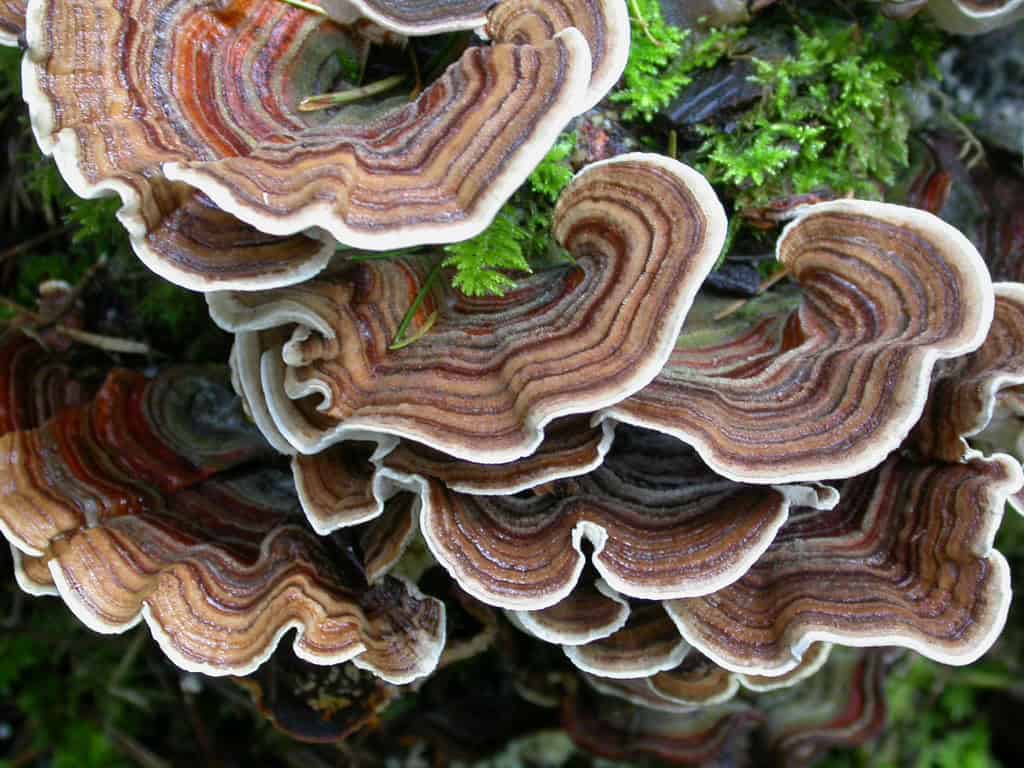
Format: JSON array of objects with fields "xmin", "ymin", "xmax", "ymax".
[
  {"xmin": 611, "ymin": 0, "xmax": 746, "ymax": 122},
  {"xmin": 695, "ymin": 12, "xmax": 944, "ymax": 213},
  {"xmin": 441, "ymin": 131, "xmax": 577, "ymax": 297}
]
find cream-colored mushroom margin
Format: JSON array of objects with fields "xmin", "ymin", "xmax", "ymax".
[
  {"xmin": 604, "ymin": 199, "xmax": 995, "ymax": 485},
  {"xmin": 929, "ymin": 0, "xmax": 1024, "ymax": 34},
  {"xmin": 509, "ymin": 578, "xmax": 629, "ymax": 646},
  {"xmin": 562, "ymin": 604, "xmax": 691, "ymax": 679}
]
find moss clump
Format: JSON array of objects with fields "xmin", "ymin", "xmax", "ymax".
[
  {"xmin": 611, "ymin": 0, "xmax": 746, "ymax": 122},
  {"xmin": 441, "ymin": 131, "xmax": 577, "ymax": 297},
  {"xmin": 695, "ymin": 12, "xmax": 944, "ymax": 214}
]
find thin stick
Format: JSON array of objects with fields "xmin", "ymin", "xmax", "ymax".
[
  {"xmin": 0, "ymin": 224, "xmax": 73, "ymax": 265},
  {"xmin": 299, "ymin": 75, "xmax": 406, "ymax": 112},
  {"xmin": 277, "ymin": 0, "xmax": 327, "ymax": 15},
  {"xmin": 346, "ymin": 247, "xmax": 424, "ymax": 262},
  {"xmin": 390, "ymin": 260, "xmax": 443, "ymax": 350},
  {"xmin": 408, "ymin": 44, "xmax": 423, "ymax": 98},
  {"xmin": 56, "ymin": 326, "xmax": 151, "ymax": 355},
  {"xmin": 0, "ymin": 297, "xmax": 151, "ymax": 354},
  {"xmin": 629, "ymin": 0, "xmax": 662, "ymax": 46},
  {"xmin": 713, "ymin": 267, "xmax": 790, "ymax": 322}
]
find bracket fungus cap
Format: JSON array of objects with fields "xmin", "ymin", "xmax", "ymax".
[
  {"xmin": 608, "ymin": 198, "xmax": 995, "ymax": 485},
  {"xmin": 665, "ymin": 452, "xmax": 1020, "ymax": 677},
  {"xmin": 0, "ymin": 367, "xmax": 447, "ymax": 684},
  {"xmin": 211, "ymin": 153, "xmax": 727, "ymax": 463},
  {"xmin": 21, "ymin": 0, "xmax": 627, "ymax": 290}
]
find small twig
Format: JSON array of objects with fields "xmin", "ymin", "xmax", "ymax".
[
  {"xmin": 108, "ymin": 728, "xmax": 172, "ymax": 768},
  {"xmin": 0, "ymin": 292, "xmax": 150, "ymax": 354},
  {"xmin": 277, "ymin": 0, "xmax": 327, "ymax": 15},
  {"xmin": 713, "ymin": 267, "xmax": 791, "ymax": 321},
  {"xmin": 667, "ymin": 129, "xmax": 678, "ymax": 160},
  {"xmin": 390, "ymin": 260, "xmax": 444, "ymax": 350},
  {"xmin": 299, "ymin": 74, "xmax": 406, "ymax": 112},
  {"xmin": 408, "ymin": 44, "xmax": 423, "ymax": 98},
  {"xmin": 56, "ymin": 326, "xmax": 151, "ymax": 355},
  {"xmin": 629, "ymin": 0, "xmax": 662, "ymax": 46},
  {"xmin": 924, "ymin": 85, "xmax": 986, "ymax": 169},
  {"xmin": 0, "ymin": 224, "xmax": 73, "ymax": 265}
]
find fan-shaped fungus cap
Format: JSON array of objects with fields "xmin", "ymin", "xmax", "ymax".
[
  {"xmin": 583, "ymin": 643, "xmax": 832, "ymax": 710},
  {"xmin": 928, "ymin": 0, "xmax": 1024, "ymax": 34},
  {"xmin": 23, "ymin": 0, "xmax": 627, "ymax": 290},
  {"xmin": 759, "ymin": 649, "xmax": 889, "ymax": 768},
  {"xmin": 564, "ymin": 683, "xmax": 759, "ymax": 766},
  {"xmin": 210, "ymin": 154, "xmax": 727, "ymax": 462},
  {"xmin": 566, "ymin": 647, "xmax": 886, "ymax": 768},
  {"xmin": 607, "ymin": 199, "xmax": 995, "ymax": 485},
  {"xmin": 418, "ymin": 425, "xmax": 836, "ymax": 611},
  {"xmin": 0, "ymin": 0, "xmax": 23, "ymax": 44},
  {"xmin": 562, "ymin": 603, "xmax": 690, "ymax": 679},
  {"xmin": 510, "ymin": 575, "xmax": 628, "ymax": 646},
  {"xmin": 912, "ymin": 283, "xmax": 1024, "ymax": 462},
  {"xmin": 665, "ymin": 452, "xmax": 1020, "ymax": 677},
  {"xmin": 0, "ymin": 367, "xmax": 445, "ymax": 684},
  {"xmin": 383, "ymin": 416, "xmax": 617, "ymax": 496}
]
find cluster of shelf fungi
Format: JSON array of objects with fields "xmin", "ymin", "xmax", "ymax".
[{"xmin": 1, "ymin": 0, "xmax": 1024, "ymax": 763}]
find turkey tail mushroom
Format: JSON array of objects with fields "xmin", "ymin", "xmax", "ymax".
[
  {"xmin": 665, "ymin": 453, "xmax": 1020, "ymax": 677},
  {"xmin": 210, "ymin": 154, "xmax": 727, "ymax": 463},
  {"xmin": 22, "ymin": 0, "xmax": 628, "ymax": 290},
  {"xmin": 607, "ymin": 200, "xmax": 995, "ymax": 485},
  {"xmin": 0, "ymin": 367, "xmax": 446, "ymax": 684}
]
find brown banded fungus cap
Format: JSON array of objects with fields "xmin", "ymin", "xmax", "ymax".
[
  {"xmin": 324, "ymin": 0, "xmax": 628, "ymax": 110},
  {"xmin": 0, "ymin": 0, "xmax": 23, "ymax": 45},
  {"xmin": 607, "ymin": 199, "xmax": 995, "ymax": 485},
  {"xmin": 560, "ymin": 603, "xmax": 690, "ymax": 679},
  {"xmin": 912, "ymin": 283, "xmax": 1024, "ymax": 463},
  {"xmin": 23, "ymin": 0, "xmax": 629, "ymax": 290},
  {"xmin": 0, "ymin": 366, "xmax": 446, "ymax": 684},
  {"xmin": 582, "ymin": 642, "xmax": 833, "ymax": 710},
  {"xmin": 210, "ymin": 154, "xmax": 727, "ymax": 463},
  {"xmin": 664, "ymin": 451, "xmax": 1020, "ymax": 677},
  {"xmin": 417, "ymin": 425, "xmax": 836, "ymax": 610},
  {"xmin": 510, "ymin": 574, "xmax": 628, "ymax": 646},
  {"xmin": 565, "ymin": 647, "xmax": 886, "ymax": 768},
  {"xmin": 286, "ymin": 416, "xmax": 616, "ymax": 536}
]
